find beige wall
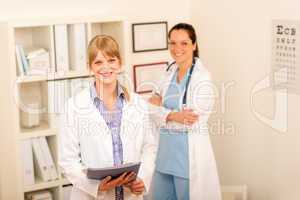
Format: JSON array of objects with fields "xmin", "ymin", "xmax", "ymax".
[
  {"xmin": 0, "ymin": 0, "xmax": 190, "ymax": 21},
  {"xmin": 4, "ymin": 0, "xmax": 300, "ymax": 199},
  {"xmin": 191, "ymin": 0, "xmax": 300, "ymax": 200},
  {"xmin": 0, "ymin": 0, "xmax": 191, "ymax": 89}
]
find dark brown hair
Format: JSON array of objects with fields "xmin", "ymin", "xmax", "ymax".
[{"xmin": 168, "ymin": 23, "xmax": 199, "ymax": 57}]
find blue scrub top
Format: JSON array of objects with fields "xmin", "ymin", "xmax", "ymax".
[{"xmin": 155, "ymin": 69, "xmax": 190, "ymax": 179}]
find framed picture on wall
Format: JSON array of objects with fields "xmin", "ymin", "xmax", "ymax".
[
  {"xmin": 132, "ymin": 21, "xmax": 168, "ymax": 52},
  {"xmin": 133, "ymin": 62, "xmax": 168, "ymax": 94}
]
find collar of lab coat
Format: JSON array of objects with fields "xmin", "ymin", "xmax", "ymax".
[
  {"xmin": 159, "ymin": 57, "xmax": 209, "ymax": 98},
  {"xmin": 69, "ymin": 86, "xmax": 137, "ymax": 136},
  {"xmin": 166, "ymin": 57, "xmax": 203, "ymax": 76},
  {"xmin": 90, "ymin": 81, "xmax": 125, "ymax": 104},
  {"xmin": 73, "ymin": 86, "xmax": 135, "ymax": 111}
]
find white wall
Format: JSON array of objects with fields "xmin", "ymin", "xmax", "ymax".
[{"xmin": 191, "ymin": 0, "xmax": 300, "ymax": 200}]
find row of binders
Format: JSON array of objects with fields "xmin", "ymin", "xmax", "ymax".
[
  {"xmin": 48, "ymin": 77, "xmax": 93, "ymax": 128},
  {"xmin": 19, "ymin": 77, "xmax": 92, "ymax": 129},
  {"xmin": 54, "ymin": 24, "xmax": 87, "ymax": 73},
  {"xmin": 16, "ymin": 23, "xmax": 87, "ymax": 76},
  {"xmin": 21, "ymin": 136, "xmax": 58, "ymax": 186}
]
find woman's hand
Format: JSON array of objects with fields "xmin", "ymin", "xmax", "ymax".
[
  {"xmin": 148, "ymin": 94, "xmax": 162, "ymax": 106},
  {"xmin": 124, "ymin": 177, "xmax": 145, "ymax": 195},
  {"xmin": 98, "ymin": 172, "xmax": 136, "ymax": 192},
  {"xmin": 167, "ymin": 108, "xmax": 199, "ymax": 125}
]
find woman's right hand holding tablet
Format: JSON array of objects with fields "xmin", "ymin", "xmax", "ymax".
[{"xmin": 98, "ymin": 172, "xmax": 136, "ymax": 192}]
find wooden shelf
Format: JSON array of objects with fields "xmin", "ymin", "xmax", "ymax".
[
  {"xmin": 23, "ymin": 178, "xmax": 72, "ymax": 193},
  {"xmin": 23, "ymin": 178, "xmax": 61, "ymax": 192},
  {"xmin": 19, "ymin": 120, "xmax": 58, "ymax": 140},
  {"xmin": 60, "ymin": 178, "xmax": 71, "ymax": 186},
  {"xmin": 19, "ymin": 121, "xmax": 56, "ymax": 135},
  {"xmin": 19, "ymin": 129, "xmax": 57, "ymax": 140},
  {"xmin": 17, "ymin": 70, "xmax": 92, "ymax": 83}
]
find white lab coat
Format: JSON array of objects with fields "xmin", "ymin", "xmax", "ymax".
[
  {"xmin": 149, "ymin": 57, "xmax": 221, "ymax": 200},
  {"xmin": 58, "ymin": 88, "xmax": 157, "ymax": 200}
]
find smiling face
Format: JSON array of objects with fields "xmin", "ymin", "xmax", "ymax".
[
  {"xmin": 90, "ymin": 50, "xmax": 121, "ymax": 85},
  {"xmin": 169, "ymin": 29, "xmax": 196, "ymax": 66},
  {"xmin": 88, "ymin": 35, "xmax": 122, "ymax": 86}
]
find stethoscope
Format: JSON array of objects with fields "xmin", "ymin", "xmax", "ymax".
[{"xmin": 165, "ymin": 58, "xmax": 196, "ymax": 106}]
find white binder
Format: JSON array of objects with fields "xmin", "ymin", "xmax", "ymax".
[
  {"xmin": 47, "ymin": 81, "xmax": 56, "ymax": 129},
  {"xmin": 56, "ymin": 80, "xmax": 70, "ymax": 114},
  {"xmin": 21, "ymin": 139, "xmax": 35, "ymax": 186},
  {"xmin": 68, "ymin": 23, "xmax": 87, "ymax": 71},
  {"xmin": 54, "ymin": 24, "xmax": 69, "ymax": 72},
  {"xmin": 31, "ymin": 138, "xmax": 51, "ymax": 181},
  {"xmin": 38, "ymin": 137, "xmax": 58, "ymax": 181},
  {"xmin": 48, "ymin": 80, "xmax": 70, "ymax": 128},
  {"xmin": 15, "ymin": 45, "xmax": 25, "ymax": 76},
  {"xmin": 19, "ymin": 44, "xmax": 29, "ymax": 74}
]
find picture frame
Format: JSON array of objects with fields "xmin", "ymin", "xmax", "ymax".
[
  {"xmin": 132, "ymin": 21, "xmax": 168, "ymax": 52},
  {"xmin": 133, "ymin": 62, "xmax": 168, "ymax": 94}
]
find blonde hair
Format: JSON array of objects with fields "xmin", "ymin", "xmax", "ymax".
[{"xmin": 87, "ymin": 35, "xmax": 130, "ymax": 101}]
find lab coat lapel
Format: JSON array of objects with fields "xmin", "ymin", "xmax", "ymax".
[
  {"xmin": 119, "ymin": 96, "xmax": 136, "ymax": 163},
  {"xmin": 87, "ymin": 96, "xmax": 111, "ymax": 136},
  {"xmin": 83, "ymin": 92, "xmax": 114, "ymax": 161},
  {"xmin": 161, "ymin": 64, "xmax": 177, "ymax": 98}
]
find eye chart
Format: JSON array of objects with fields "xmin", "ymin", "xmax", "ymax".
[{"xmin": 272, "ymin": 20, "xmax": 300, "ymax": 93}]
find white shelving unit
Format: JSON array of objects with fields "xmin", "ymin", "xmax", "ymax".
[{"xmin": 0, "ymin": 16, "xmax": 130, "ymax": 200}]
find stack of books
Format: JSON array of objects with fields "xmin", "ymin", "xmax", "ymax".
[
  {"xmin": 15, "ymin": 45, "xmax": 50, "ymax": 76},
  {"xmin": 15, "ymin": 23, "xmax": 88, "ymax": 77}
]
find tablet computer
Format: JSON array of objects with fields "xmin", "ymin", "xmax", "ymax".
[{"xmin": 86, "ymin": 162, "xmax": 141, "ymax": 180}]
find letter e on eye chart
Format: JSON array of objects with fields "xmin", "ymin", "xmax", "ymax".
[{"xmin": 272, "ymin": 20, "xmax": 300, "ymax": 93}]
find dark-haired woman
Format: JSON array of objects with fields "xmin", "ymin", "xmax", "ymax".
[{"xmin": 148, "ymin": 23, "xmax": 221, "ymax": 200}]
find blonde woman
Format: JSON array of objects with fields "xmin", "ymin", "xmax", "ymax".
[{"xmin": 58, "ymin": 35, "xmax": 157, "ymax": 200}]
